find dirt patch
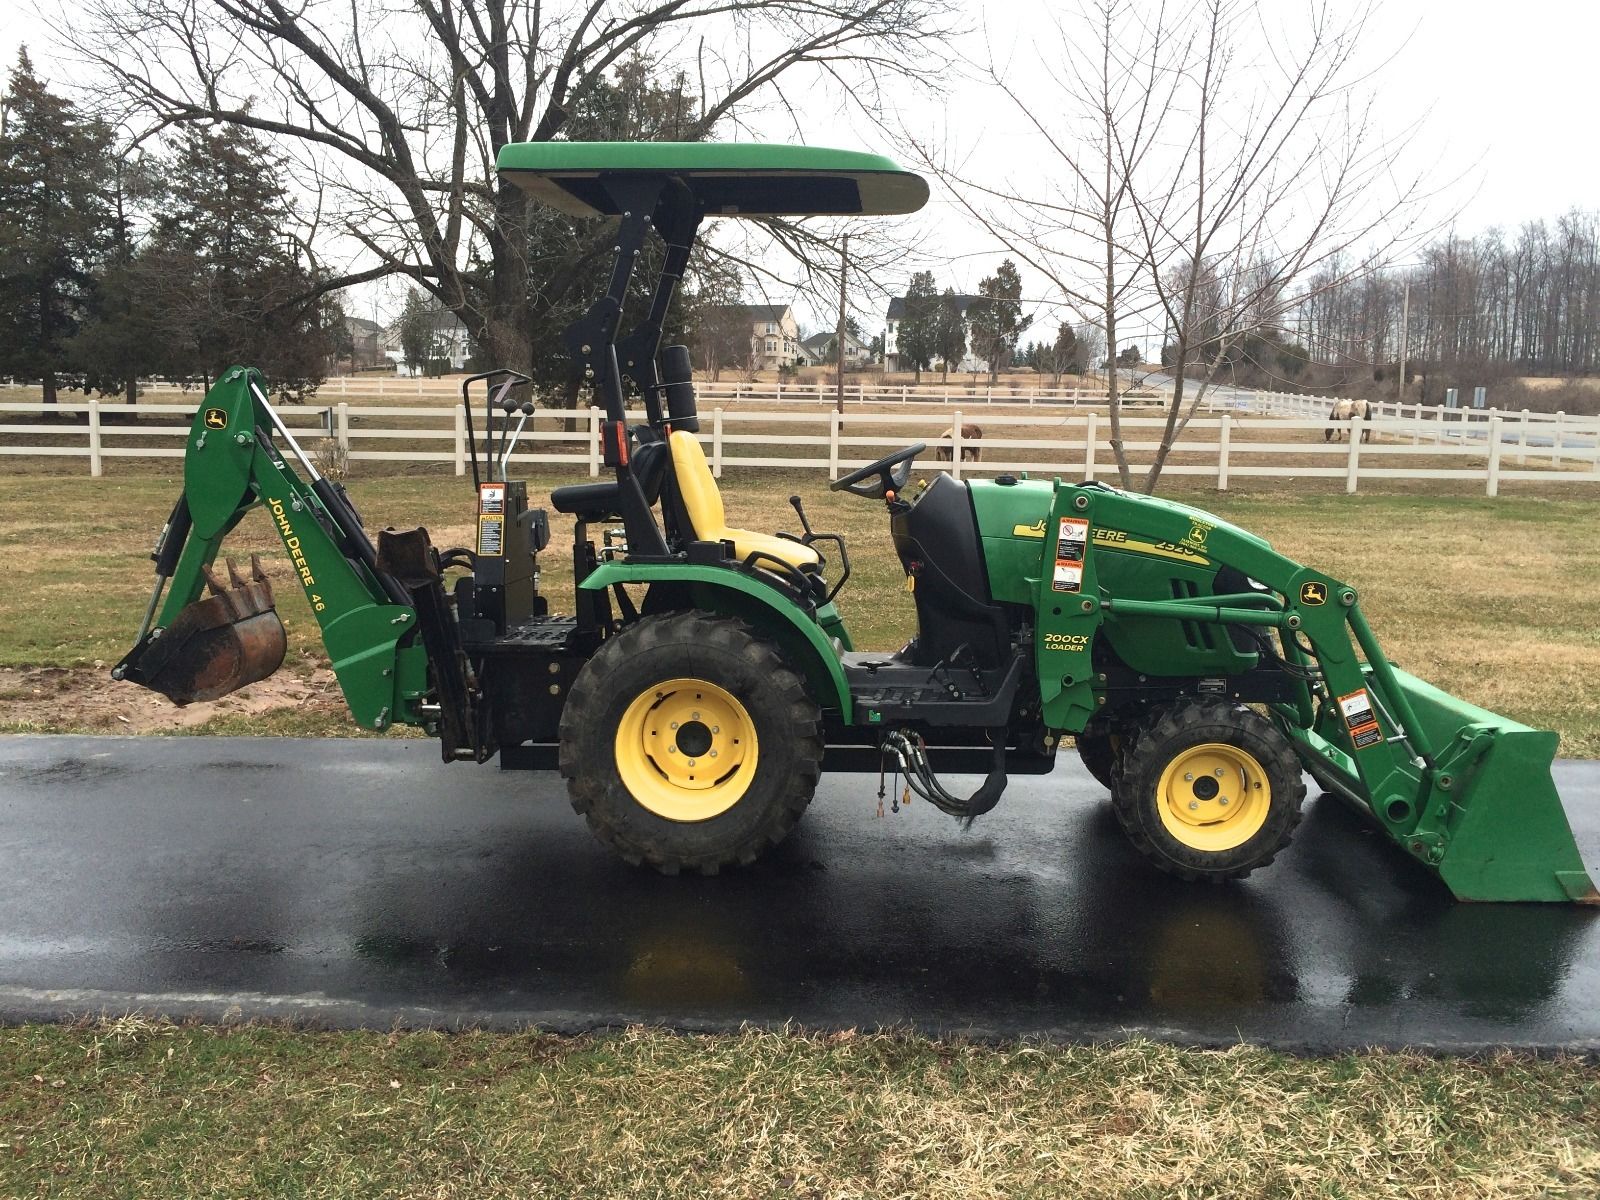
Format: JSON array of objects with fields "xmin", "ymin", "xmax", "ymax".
[{"xmin": 0, "ymin": 663, "xmax": 348, "ymax": 734}]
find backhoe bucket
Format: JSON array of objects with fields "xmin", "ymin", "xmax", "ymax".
[
  {"xmin": 115, "ymin": 556, "xmax": 288, "ymax": 705},
  {"xmin": 1294, "ymin": 666, "xmax": 1597, "ymax": 904}
]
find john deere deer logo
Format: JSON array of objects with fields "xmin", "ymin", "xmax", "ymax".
[
  {"xmin": 203, "ymin": 408, "xmax": 228, "ymax": 430},
  {"xmin": 1300, "ymin": 582, "xmax": 1327, "ymax": 606}
]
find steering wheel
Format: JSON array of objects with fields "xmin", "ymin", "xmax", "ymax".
[{"xmin": 829, "ymin": 443, "xmax": 925, "ymax": 500}]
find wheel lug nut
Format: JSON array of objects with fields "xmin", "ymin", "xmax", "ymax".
[
  {"xmin": 1188, "ymin": 801, "xmax": 1199, "ymax": 810},
  {"xmin": 687, "ymin": 758, "xmax": 696, "ymax": 766},
  {"xmin": 1184, "ymin": 772, "xmax": 1194, "ymax": 781},
  {"xmin": 669, "ymin": 745, "xmax": 677, "ymax": 753},
  {"xmin": 709, "ymin": 750, "xmax": 718, "ymax": 758},
  {"xmin": 1215, "ymin": 768, "xmax": 1225, "ymax": 777},
  {"xmin": 1219, "ymin": 797, "xmax": 1230, "ymax": 806},
  {"xmin": 692, "ymin": 711, "xmax": 700, "ymax": 720},
  {"xmin": 670, "ymin": 721, "xmax": 679, "ymax": 730},
  {"xmin": 712, "ymin": 726, "xmax": 720, "ymax": 734}
]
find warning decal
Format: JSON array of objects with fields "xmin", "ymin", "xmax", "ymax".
[
  {"xmin": 477, "ymin": 516, "xmax": 505, "ymax": 556},
  {"xmin": 1338, "ymin": 688, "xmax": 1382, "ymax": 749},
  {"xmin": 478, "ymin": 483, "xmax": 506, "ymax": 514},
  {"xmin": 1052, "ymin": 560, "xmax": 1083, "ymax": 593},
  {"xmin": 1057, "ymin": 517, "xmax": 1089, "ymax": 562}
]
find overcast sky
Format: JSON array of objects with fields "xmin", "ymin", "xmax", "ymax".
[{"xmin": 3, "ymin": 0, "xmax": 1595, "ymax": 337}]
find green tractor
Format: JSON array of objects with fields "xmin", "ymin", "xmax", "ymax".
[{"xmin": 115, "ymin": 142, "xmax": 1596, "ymax": 902}]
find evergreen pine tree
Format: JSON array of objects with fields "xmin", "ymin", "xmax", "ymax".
[{"xmin": 0, "ymin": 50, "xmax": 113, "ymax": 404}]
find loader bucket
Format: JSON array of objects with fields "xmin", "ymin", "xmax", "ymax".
[
  {"xmin": 1292, "ymin": 666, "xmax": 1598, "ymax": 904},
  {"xmin": 115, "ymin": 557, "xmax": 287, "ymax": 705}
]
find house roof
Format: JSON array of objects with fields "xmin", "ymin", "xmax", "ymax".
[
  {"xmin": 710, "ymin": 303, "xmax": 792, "ymax": 323},
  {"xmin": 344, "ymin": 315, "xmax": 384, "ymax": 337},
  {"xmin": 886, "ymin": 293, "xmax": 983, "ymax": 321},
  {"xmin": 800, "ymin": 330, "xmax": 866, "ymax": 352}
]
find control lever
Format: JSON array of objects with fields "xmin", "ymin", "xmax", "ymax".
[
  {"xmin": 499, "ymin": 400, "xmax": 537, "ymax": 480},
  {"xmin": 788, "ymin": 494, "xmax": 816, "ymax": 541},
  {"xmin": 783, "ymin": 493, "xmax": 852, "ymax": 606}
]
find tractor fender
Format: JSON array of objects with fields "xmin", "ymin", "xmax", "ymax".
[{"xmin": 579, "ymin": 562, "xmax": 852, "ymax": 720}]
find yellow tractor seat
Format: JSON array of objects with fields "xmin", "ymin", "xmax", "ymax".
[{"xmin": 667, "ymin": 431, "xmax": 821, "ymax": 571}]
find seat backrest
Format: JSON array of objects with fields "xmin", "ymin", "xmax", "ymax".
[
  {"xmin": 632, "ymin": 429, "xmax": 670, "ymax": 505},
  {"xmin": 667, "ymin": 430, "xmax": 724, "ymax": 539}
]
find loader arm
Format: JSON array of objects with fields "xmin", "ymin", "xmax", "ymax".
[{"xmin": 115, "ymin": 367, "xmax": 430, "ymax": 732}]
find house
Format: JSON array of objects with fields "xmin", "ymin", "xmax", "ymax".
[
  {"xmin": 798, "ymin": 329, "xmax": 871, "ymax": 368},
  {"xmin": 707, "ymin": 303, "xmax": 803, "ymax": 370},
  {"xmin": 883, "ymin": 293, "xmax": 990, "ymax": 374},
  {"xmin": 380, "ymin": 305, "xmax": 474, "ymax": 373},
  {"xmin": 340, "ymin": 315, "xmax": 385, "ymax": 371}
]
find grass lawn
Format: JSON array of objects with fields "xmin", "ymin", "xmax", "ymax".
[
  {"xmin": 2, "ymin": 462, "xmax": 1597, "ymax": 752},
  {"xmin": 0, "ymin": 1022, "xmax": 1596, "ymax": 1199}
]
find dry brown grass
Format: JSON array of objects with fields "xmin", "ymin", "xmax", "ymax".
[
  {"xmin": 0, "ymin": 1021, "xmax": 1596, "ymax": 1199},
  {"xmin": 2, "ymin": 464, "xmax": 1597, "ymax": 752}
]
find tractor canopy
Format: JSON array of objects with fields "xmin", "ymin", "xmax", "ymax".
[{"xmin": 495, "ymin": 141, "xmax": 929, "ymax": 218}]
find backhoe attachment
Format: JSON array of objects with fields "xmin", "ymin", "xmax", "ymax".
[{"xmin": 115, "ymin": 365, "xmax": 433, "ymax": 735}]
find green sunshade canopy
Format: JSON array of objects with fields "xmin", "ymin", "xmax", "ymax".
[{"xmin": 495, "ymin": 141, "xmax": 929, "ymax": 218}]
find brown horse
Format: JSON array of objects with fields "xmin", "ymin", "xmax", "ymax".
[{"xmin": 935, "ymin": 423, "xmax": 983, "ymax": 462}]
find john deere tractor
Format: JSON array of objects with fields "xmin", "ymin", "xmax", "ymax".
[{"xmin": 116, "ymin": 143, "xmax": 1596, "ymax": 902}]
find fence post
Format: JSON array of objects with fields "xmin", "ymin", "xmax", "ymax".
[
  {"xmin": 588, "ymin": 406, "xmax": 602, "ymax": 477},
  {"xmin": 1216, "ymin": 412, "xmax": 1230, "ymax": 491},
  {"xmin": 826, "ymin": 409, "xmax": 842, "ymax": 481},
  {"xmin": 1084, "ymin": 411, "xmax": 1097, "ymax": 481},
  {"xmin": 415, "ymin": 377, "xmax": 423, "ymax": 397},
  {"xmin": 1486, "ymin": 414, "xmax": 1503, "ymax": 497},
  {"xmin": 950, "ymin": 411, "xmax": 963, "ymax": 480},
  {"xmin": 901, "ymin": 385, "xmax": 908, "ymax": 405},
  {"xmin": 336, "ymin": 402, "xmax": 351, "ymax": 451},
  {"xmin": 1552, "ymin": 411, "xmax": 1565, "ymax": 467},
  {"xmin": 1345, "ymin": 418, "xmax": 1362, "ymax": 493},
  {"xmin": 87, "ymin": 398, "xmax": 102, "ymax": 478},
  {"xmin": 712, "ymin": 407, "xmax": 724, "ymax": 479},
  {"xmin": 1518, "ymin": 408, "xmax": 1530, "ymax": 464},
  {"xmin": 378, "ymin": 377, "xmax": 388, "ymax": 397},
  {"xmin": 453, "ymin": 406, "xmax": 467, "ymax": 476}
]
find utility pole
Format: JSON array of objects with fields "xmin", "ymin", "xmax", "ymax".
[
  {"xmin": 1398, "ymin": 278, "xmax": 1410, "ymax": 402},
  {"xmin": 835, "ymin": 232, "xmax": 849, "ymax": 415}
]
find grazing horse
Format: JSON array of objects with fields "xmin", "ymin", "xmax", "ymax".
[
  {"xmin": 935, "ymin": 423, "xmax": 983, "ymax": 462},
  {"xmin": 1325, "ymin": 398, "xmax": 1372, "ymax": 443}
]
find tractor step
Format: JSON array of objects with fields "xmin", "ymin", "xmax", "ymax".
[{"xmin": 843, "ymin": 651, "xmax": 1025, "ymax": 726}]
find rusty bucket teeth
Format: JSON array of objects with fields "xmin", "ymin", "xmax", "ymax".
[{"xmin": 115, "ymin": 557, "xmax": 288, "ymax": 706}]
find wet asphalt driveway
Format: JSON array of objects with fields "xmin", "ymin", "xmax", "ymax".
[{"xmin": 0, "ymin": 735, "xmax": 1596, "ymax": 1052}]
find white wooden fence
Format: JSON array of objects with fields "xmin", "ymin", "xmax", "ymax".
[
  {"xmin": 6, "ymin": 397, "xmax": 1600, "ymax": 496},
  {"xmin": 1, "ymin": 377, "xmax": 1156, "ymax": 408}
]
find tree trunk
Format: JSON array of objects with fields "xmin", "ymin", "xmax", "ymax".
[{"xmin": 1144, "ymin": 337, "xmax": 1190, "ymax": 494}]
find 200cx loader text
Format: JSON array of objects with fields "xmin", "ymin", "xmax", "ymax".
[{"xmin": 117, "ymin": 142, "xmax": 1596, "ymax": 903}]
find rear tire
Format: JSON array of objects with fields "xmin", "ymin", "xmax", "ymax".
[
  {"xmin": 1111, "ymin": 699, "xmax": 1303, "ymax": 882},
  {"xmin": 559, "ymin": 611, "xmax": 823, "ymax": 874}
]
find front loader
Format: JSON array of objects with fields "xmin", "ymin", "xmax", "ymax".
[{"xmin": 117, "ymin": 141, "xmax": 1596, "ymax": 903}]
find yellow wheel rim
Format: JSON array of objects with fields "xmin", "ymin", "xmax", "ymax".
[
  {"xmin": 1154, "ymin": 742, "xmax": 1272, "ymax": 852},
  {"xmin": 614, "ymin": 678, "xmax": 758, "ymax": 822}
]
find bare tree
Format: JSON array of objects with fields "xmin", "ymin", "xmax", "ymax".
[
  {"xmin": 1122, "ymin": 1, "xmax": 1437, "ymax": 489},
  {"xmin": 65, "ymin": 0, "xmax": 953, "ymax": 395},
  {"xmin": 907, "ymin": 0, "xmax": 1180, "ymax": 487},
  {"xmin": 910, "ymin": 0, "xmax": 1440, "ymax": 491}
]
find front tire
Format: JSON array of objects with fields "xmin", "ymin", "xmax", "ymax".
[
  {"xmin": 559, "ymin": 611, "xmax": 823, "ymax": 874},
  {"xmin": 1075, "ymin": 714, "xmax": 1127, "ymax": 794},
  {"xmin": 1111, "ymin": 699, "xmax": 1303, "ymax": 882}
]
